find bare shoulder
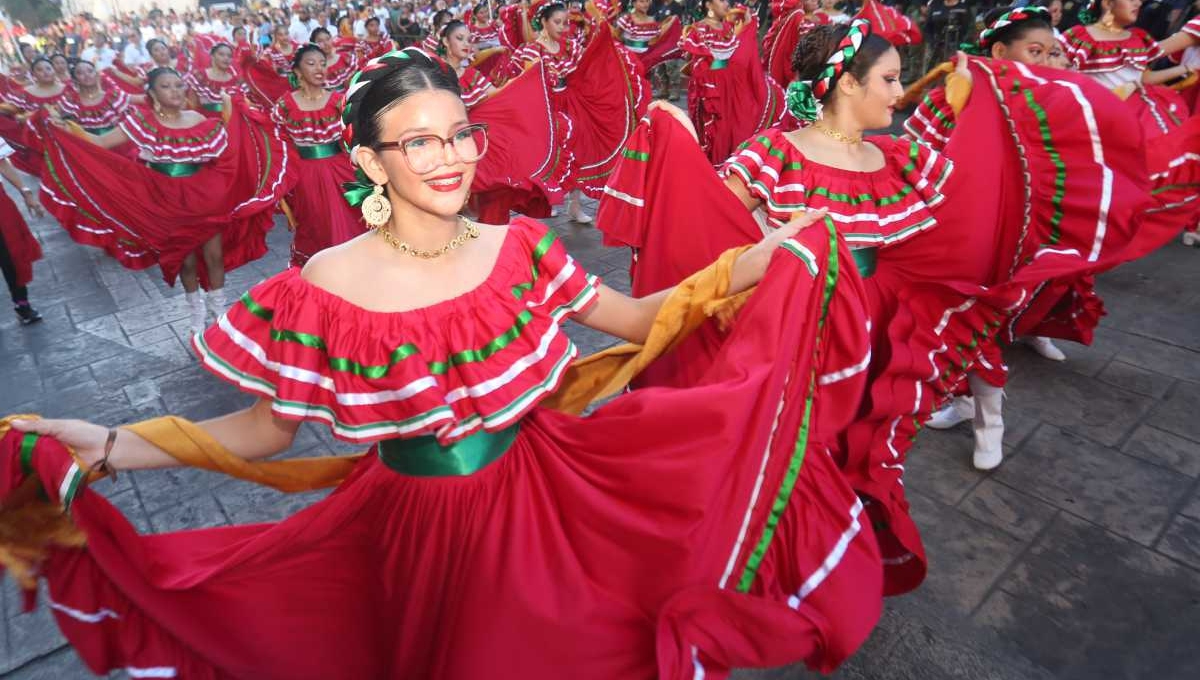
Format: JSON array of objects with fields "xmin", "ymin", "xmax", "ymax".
[
  {"xmin": 182, "ymin": 110, "xmax": 209, "ymax": 127},
  {"xmin": 300, "ymin": 234, "xmax": 373, "ymax": 290}
]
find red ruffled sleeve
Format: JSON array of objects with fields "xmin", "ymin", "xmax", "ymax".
[
  {"xmin": 903, "ymin": 86, "xmax": 955, "ymax": 152},
  {"xmin": 194, "ymin": 218, "xmax": 601, "ymax": 445}
]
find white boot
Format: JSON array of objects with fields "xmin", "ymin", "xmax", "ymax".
[
  {"xmin": 1183, "ymin": 228, "xmax": 1200, "ymax": 247},
  {"xmin": 926, "ymin": 395, "xmax": 975, "ymax": 430},
  {"xmin": 1022, "ymin": 335, "xmax": 1066, "ymax": 362},
  {"xmin": 186, "ymin": 290, "xmax": 207, "ymax": 336},
  {"xmin": 567, "ymin": 190, "xmax": 592, "ymax": 224},
  {"xmin": 968, "ymin": 374, "xmax": 1005, "ymax": 471},
  {"xmin": 205, "ymin": 287, "xmax": 227, "ymax": 321}
]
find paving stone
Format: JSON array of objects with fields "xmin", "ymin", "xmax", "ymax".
[
  {"xmin": 73, "ymin": 316, "xmax": 129, "ymax": 348},
  {"xmin": 976, "ymin": 513, "xmax": 1200, "ymax": 680},
  {"xmin": 39, "ymin": 365, "xmax": 95, "ymax": 395},
  {"xmin": 213, "ymin": 478, "xmax": 331, "ymax": 525},
  {"xmin": 121, "ymin": 379, "xmax": 162, "ymax": 409},
  {"xmin": 1122, "ymin": 425, "xmax": 1200, "ymax": 477},
  {"xmin": 1096, "ymin": 360, "xmax": 1175, "ymax": 399},
  {"xmin": 147, "ymin": 492, "xmax": 228, "ymax": 533},
  {"xmin": 994, "ymin": 426, "xmax": 1191, "ymax": 545},
  {"xmin": 63, "ymin": 291, "xmax": 119, "ymax": 325},
  {"xmin": 904, "ymin": 427, "xmax": 986, "ymax": 506},
  {"xmin": 905, "ymin": 491, "xmax": 1026, "ymax": 615},
  {"xmin": 1157, "ymin": 514, "xmax": 1200, "ymax": 571},
  {"xmin": 1112, "ymin": 336, "xmax": 1200, "ymax": 385},
  {"xmin": 959, "ymin": 479, "xmax": 1059, "ymax": 542},
  {"xmin": 1002, "ymin": 361, "xmax": 1155, "ymax": 447},
  {"xmin": 32, "ymin": 335, "xmax": 128, "ymax": 377},
  {"xmin": 3, "ymin": 583, "xmax": 66, "ymax": 673},
  {"xmin": 1147, "ymin": 380, "xmax": 1200, "ymax": 446},
  {"xmin": 134, "ymin": 466, "xmax": 236, "ymax": 517},
  {"xmin": 0, "ymin": 647, "xmax": 93, "ymax": 680},
  {"xmin": 112, "ymin": 298, "xmax": 188, "ymax": 336}
]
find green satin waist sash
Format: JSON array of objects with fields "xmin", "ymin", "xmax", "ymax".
[
  {"xmin": 623, "ymin": 39, "xmax": 650, "ymax": 49},
  {"xmin": 710, "ymin": 58, "xmax": 729, "ymax": 70},
  {"xmin": 378, "ymin": 423, "xmax": 519, "ymax": 477},
  {"xmin": 296, "ymin": 142, "xmax": 342, "ymax": 160},
  {"xmin": 851, "ymin": 246, "xmax": 877, "ymax": 278},
  {"xmin": 146, "ymin": 161, "xmax": 202, "ymax": 177},
  {"xmin": 201, "ymin": 101, "xmax": 223, "ymax": 112},
  {"xmin": 85, "ymin": 124, "xmax": 115, "ymax": 135}
]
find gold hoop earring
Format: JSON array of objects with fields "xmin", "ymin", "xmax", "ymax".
[{"xmin": 361, "ymin": 184, "xmax": 393, "ymax": 227}]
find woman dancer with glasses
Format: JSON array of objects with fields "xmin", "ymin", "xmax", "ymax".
[
  {"xmin": 4, "ymin": 47, "xmax": 888, "ymax": 679},
  {"xmin": 35, "ymin": 67, "xmax": 292, "ymax": 334}
]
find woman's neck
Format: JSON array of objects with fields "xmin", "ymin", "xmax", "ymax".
[
  {"xmin": 77, "ymin": 82, "xmax": 101, "ymax": 97},
  {"xmin": 382, "ymin": 203, "xmax": 462, "ymax": 252}
]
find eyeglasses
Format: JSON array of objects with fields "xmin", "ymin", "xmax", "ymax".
[{"xmin": 376, "ymin": 123, "xmax": 489, "ymax": 174}]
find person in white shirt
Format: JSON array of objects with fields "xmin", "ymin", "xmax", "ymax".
[
  {"xmin": 139, "ymin": 22, "xmax": 158, "ymax": 45},
  {"xmin": 121, "ymin": 29, "xmax": 149, "ymax": 66},
  {"xmin": 80, "ymin": 34, "xmax": 117, "ymax": 70},
  {"xmin": 289, "ymin": 11, "xmax": 318, "ymax": 43}
]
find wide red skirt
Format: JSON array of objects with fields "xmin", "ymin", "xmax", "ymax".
[
  {"xmin": 554, "ymin": 30, "xmax": 650, "ymax": 197},
  {"xmin": 688, "ymin": 26, "xmax": 786, "ymax": 165},
  {"xmin": 4, "ymin": 219, "xmax": 883, "ymax": 678},
  {"xmin": 285, "ymin": 150, "xmax": 363, "ymax": 267},
  {"xmin": 34, "ymin": 105, "xmax": 295, "ymax": 286},
  {"xmin": 0, "ymin": 190, "xmax": 40, "ymax": 288},
  {"xmin": 469, "ymin": 62, "xmax": 567, "ymax": 223}
]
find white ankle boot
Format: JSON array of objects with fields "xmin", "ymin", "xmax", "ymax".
[
  {"xmin": 1022, "ymin": 335, "xmax": 1066, "ymax": 361},
  {"xmin": 1183, "ymin": 229, "xmax": 1200, "ymax": 247},
  {"xmin": 968, "ymin": 374, "xmax": 1005, "ymax": 471},
  {"xmin": 205, "ymin": 288, "xmax": 227, "ymax": 321},
  {"xmin": 926, "ymin": 395, "xmax": 975, "ymax": 429},
  {"xmin": 186, "ymin": 291, "xmax": 207, "ymax": 336},
  {"xmin": 567, "ymin": 191, "xmax": 592, "ymax": 224}
]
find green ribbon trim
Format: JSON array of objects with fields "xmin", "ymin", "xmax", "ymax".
[
  {"xmin": 851, "ymin": 246, "xmax": 877, "ymax": 278},
  {"xmin": 147, "ymin": 161, "xmax": 202, "ymax": 177},
  {"xmin": 709, "ymin": 58, "xmax": 729, "ymax": 70},
  {"xmin": 735, "ymin": 216, "xmax": 840, "ymax": 592},
  {"xmin": 201, "ymin": 101, "xmax": 223, "ymax": 112},
  {"xmin": 296, "ymin": 142, "xmax": 342, "ymax": 160},
  {"xmin": 622, "ymin": 148, "xmax": 650, "ymax": 162},
  {"xmin": 84, "ymin": 124, "xmax": 116, "ymax": 135},
  {"xmin": 19, "ymin": 433, "xmax": 38, "ymax": 476},
  {"xmin": 377, "ymin": 423, "xmax": 519, "ymax": 476},
  {"xmin": 622, "ymin": 39, "xmax": 650, "ymax": 48}
]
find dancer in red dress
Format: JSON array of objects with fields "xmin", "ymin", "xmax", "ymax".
[
  {"xmin": 272, "ymin": 45, "xmax": 363, "ymax": 267},
  {"xmin": 183, "ymin": 43, "xmax": 249, "ymax": 114},
  {"xmin": 361, "ymin": 16, "xmax": 397, "ymax": 60},
  {"xmin": 58, "ymin": 61, "xmax": 134, "ymax": 135},
  {"xmin": 1, "ymin": 57, "xmax": 66, "ymax": 116},
  {"xmin": 614, "ymin": 0, "xmax": 683, "ymax": 81},
  {"xmin": 310, "ymin": 27, "xmax": 362, "ymax": 91},
  {"xmin": 106, "ymin": 38, "xmax": 177, "ymax": 95},
  {"xmin": 503, "ymin": 1, "xmax": 648, "ymax": 218},
  {"xmin": 599, "ymin": 19, "xmax": 1162, "ymax": 595},
  {"xmin": 441, "ymin": 25, "xmax": 566, "ymax": 222},
  {"xmin": 4, "ymin": 49, "xmax": 884, "ymax": 679},
  {"xmin": 763, "ymin": 0, "xmax": 821, "ymax": 87},
  {"xmin": 681, "ymin": 0, "xmax": 787, "ymax": 164},
  {"xmin": 262, "ymin": 24, "xmax": 299, "ymax": 75},
  {"xmin": 0, "ymin": 139, "xmax": 44, "ymax": 325},
  {"xmin": 37, "ymin": 67, "xmax": 293, "ymax": 334},
  {"xmin": 422, "ymin": 9, "xmax": 456, "ymax": 54}
]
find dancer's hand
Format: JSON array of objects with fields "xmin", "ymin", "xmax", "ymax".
[
  {"xmin": 647, "ymin": 100, "xmax": 698, "ymax": 142},
  {"xmin": 9, "ymin": 417, "xmax": 110, "ymax": 468},
  {"xmin": 21, "ymin": 189, "xmax": 42, "ymax": 218},
  {"xmin": 730, "ymin": 208, "xmax": 829, "ymax": 293}
]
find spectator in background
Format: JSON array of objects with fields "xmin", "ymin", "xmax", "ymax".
[
  {"xmin": 290, "ymin": 9, "xmax": 319, "ymax": 43},
  {"xmin": 122, "ymin": 28, "xmax": 149, "ymax": 66},
  {"xmin": 80, "ymin": 33, "xmax": 116, "ymax": 69}
]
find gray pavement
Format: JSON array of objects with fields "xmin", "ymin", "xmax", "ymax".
[{"xmin": 1, "ymin": 185, "xmax": 1199, "ymax": 679}]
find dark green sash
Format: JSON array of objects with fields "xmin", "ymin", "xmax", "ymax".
[
  {"xmin": 623, "ymin": 39, "xmax": 650, "ymax": 49},
  {"xmin": 84, "ymin": 124, "xmax": 115, "ymax": 135},
  {"xmin": 710, "ymin": 58, "xmax": 729, "ymax": 70},
  {"xmin": 296, "ymin": 142, "xmax": 342, "ymax": 160},
  {"xmin": 146, "ymin": 161, "xmax": 202, "ymax": 177},
  {"xmin": 201, "ymin": 101, "xmax": 223, "ymax": 112},
  {"xmin": 851, "ymin": 247, "xmax": 877, "ymax": 278},
  {"xmin": 378, "ymin": 423, "xmax": 519, "ymax": 476}
]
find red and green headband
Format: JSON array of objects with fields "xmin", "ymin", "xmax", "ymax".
[{"xmin": 785, "ymin": 18, "xmax": 873, "ymax": 122}]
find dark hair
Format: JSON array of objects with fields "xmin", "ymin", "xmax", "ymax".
[
  {"xmin": 346, "ymin": 48, "xmax": 461, "ymax": 149},
  {"xmin": 791, "ymin": 25, "xmax": 893, "ymax": 103},
  {"xmin": 538, "ymin": 1, "xmax": 567, "ymax": 21},
  {"xmin": 68, "ymin": 59, "xmax": 95, "ymax": 80},
  {"xmin": 441, "ymin": 19, "xmax": 467, "ymax": 44},
  {"xmin": 981, "ymin": 7, "xmax": 1052, "ymax": 49},
  {"xmin": 432, "ymin": 9, "xmax": 453, "ymax": 27},
  {"xmin": 292, "ymin": 43, "xmax": 325, "ymax": 71},
  {"xmin": 233, "ymin": 26, "xmax": 247, "ymax": 38},
  {"xmin": 473, "ymin": 1, "xmax": 489, "ymax": 14},
  {"xmin": 366, "ymin": 16, "xmax": 381, "ymax": 27},
  {"xmin": 146, "ymin": 66, "xmax": 180, "ymax": 90},
  {"xmin": 146, "ymin": 38, "xmax": 168, "ymax": 52},
  {"xmin": 209, "ymin": 42, "xmax": 233, "ymax": 56},
  {"xmin": 50, "ymin": 53, "xmax": 68, "ymax": 64},
  {"xmin": 29, "ymin": 56, "xmax": 53, "ymax": 71},
  {"xmin": 310, "ymin": 27, "xmax": 332, "ymax": 43}
]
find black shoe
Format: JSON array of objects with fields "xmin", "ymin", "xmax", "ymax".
[{"xmin": 14, "ymin": 304, "xmax": 42, "ymax": 325}]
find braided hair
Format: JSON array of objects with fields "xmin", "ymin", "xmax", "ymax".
[{"xmin": 341, "ymin": 47, "xmax": 462, "ymax": 153}]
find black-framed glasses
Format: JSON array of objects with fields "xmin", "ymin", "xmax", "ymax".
[{"xmin": 376, "ymin": 123, "xmax": 489, "ymax": 174}]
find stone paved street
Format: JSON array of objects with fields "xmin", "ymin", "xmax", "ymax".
[{"xmin": 2, "ymin": 181, "xmax": 1199, "ymax": 679}]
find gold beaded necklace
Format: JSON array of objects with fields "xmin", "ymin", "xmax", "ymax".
[
  {"xmin": 374, "ymin": 217, "xmax": 481, "ymax": 259},
  {"xmin": 812, "ymin": 122, "xmax": 863, "ymax": 145}
]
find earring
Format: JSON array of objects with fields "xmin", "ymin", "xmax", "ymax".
[
  {"xmin": 707, "ymin": 9, "xmax": 715, "ymax": 18},
  {"xmin": 361, "ymin": 184, "xmax": 392, "ymax": 227}
]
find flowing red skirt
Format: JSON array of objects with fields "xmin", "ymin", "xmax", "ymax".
[
  {"xmin": 286, "ymin": 151, "xmax": 362, "ymax": 267},
  {"xmin": 0, "ymin": 116, "xmax": 43, "ymax": 177},
  {"xmin": 242, "ymin": 58, "xmax": 292, "ymax": 111},
  {"xmin": 469, "ymin": 62, "xmax": 567, "ymax": 223},
  {"xmin": 554, "ymin": 30, "xmax": 650, "ymax": 197},
  {"xmin": 34, "ymin": 105, "xmax": 295, "ymax": 286},
  {"xmin": 601, "ymin": 60, "xmax": 1168, "ymax": 595},
  {"xmin": 3, "ymin": 218, "xmax": 883, "ymax": 678},
  {"xmin": 0, "ymin": 191, "xmax": 40, "ymax": 288},
  {"xmin": 688, "ymin": 25, "xmax": 786, "ymax": 165},
  {"xmin": 762, "ymin": 10, "xmax": 811, "ymax": 89},
  {"xmin": 637, "ymin": 20, "xmax": 683, "ymax": 72}
]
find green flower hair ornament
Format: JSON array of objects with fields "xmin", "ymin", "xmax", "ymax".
[
  {"xmin": 287, "ymin": 71, "xmax": 300, "ymax": 90},
  {"xmin": 786, "ymin": 18, "xmax": 873, "ymax": 123},
  {"xmin": 339, "ymin": 48, "xmax": 419, "ymax": 207}
]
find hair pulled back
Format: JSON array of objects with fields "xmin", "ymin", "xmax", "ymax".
[
  {"xmin": 343, "ymin": 48, "xmax": 462, "ymax": 151},
  {"xmin": 790, "ymin": 24, "xmax": 892, "ymax": 102}
]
